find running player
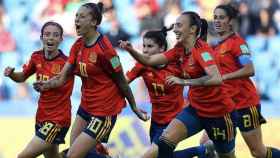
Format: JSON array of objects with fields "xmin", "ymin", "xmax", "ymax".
[
  {"xmin": 213, "ymin": 4, "xmax": 280, "ymax": 158},
  {"xmin": 4, "ymin": 21, "xmax": 73, "ymax": 158},
  {"xmin": 126, "ymin": 26, "xmax": 184, "ymax": 157},
  {"xmin": 120, "ymin": 11, "xmax": 237, "ymax": 158},
  {"xmin": 124, "ymin": 26, "xmax": 216, "ymax": 158},
  {"xmin": 33, "ymin": 2, "xmax": 148, "ymax": 158}
]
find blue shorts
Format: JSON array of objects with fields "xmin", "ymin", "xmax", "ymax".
[
  {"xmin": 236, "ymin": 105, "xmax": 266, "ymax": 132},
  {"xmin": 35, "ymin": 121, "xmax": 69, "ymax": 144},
  {"xmin": 149, "ymin": 121, "xmax": 169, "ymax": 144},
  {"xmin": 77, "ymin": 106, "xmax": 117, "ymax": 143},
  {"xmin": 176, "ymin": 106, "xmax": 237, "ymax": 154}
]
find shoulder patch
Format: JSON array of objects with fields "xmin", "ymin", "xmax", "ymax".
[
  {"xmin": 201, "ymin": 52, "xmax": 213, "ymax": 62},
  {"xmin": 240, "ymin": 44, "xmax": 250, "ymax": 54},
  {"xmin": 110, "ymin": 56, "xmax": 121, "ymax": 69}
]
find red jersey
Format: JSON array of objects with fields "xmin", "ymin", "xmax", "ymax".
[
  {"xmin": 164, "ymin": 39, "xmax": 235, "ymax": 117},
  {"xmin": 68, "ymin": 35, "xmax": 126, "ymax": 116},
  {"xmin": 213, "ymin": 34, "xmax": 260, "ymax": 109},
  {"xmin": 23, "ymin": 50, "xmax": 73, "ymax": 127},
  {"xmin": 126, "ymin": 62, "xmax": 184, "ymax": 124}
]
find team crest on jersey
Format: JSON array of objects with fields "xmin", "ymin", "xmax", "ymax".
[
  {"xmin": 51, "ymin": 64, "xmax": 61, "ymax": 74},
  {"xmin": 89, "ymin": 52, "xmax": 97, "ymax": 63}
]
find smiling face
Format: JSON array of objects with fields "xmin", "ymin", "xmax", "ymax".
[
  {"xmin": 173, "ymin": 14, "xmax": 197, "ymax": 43},
  {"xmin": 75, "ymin": 6, "xmax": 97, "ymax": 36},
  {"xmin": 41, "ymin": 24, "xmax": 62, "ymax": 53},
  {"xmin": 213, "ymin": 8, "xmax": 232, "ymax": 34},
  {"xmin": 142, "ymin": 38, "xmax": 164, "ymax": 56}
]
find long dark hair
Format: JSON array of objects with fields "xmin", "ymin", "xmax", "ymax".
[
  {"xmin": 41, "ymin": 21, "xmax": 63, "ymax": 38},
  {"xmin": 82, "ymin": 2, "xmax": 104, "ymax": 26},
  {"xmin": 182, "ymin": 11, "xmax": 208, "ymax": 41},
  {"xmin": 215, "ymin": 4, "xmax": 238, "ymax": 20},
  {"xmin": 143, "ymin": 25, "xmax": 174, "ymax": 51}
]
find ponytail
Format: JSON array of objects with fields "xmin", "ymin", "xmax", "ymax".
[
  {"xmin": 143, "ymin": 25, "xmax": 174, "ymax": 51},
  {"xmin": 199, "ymin": 18, "xmax": 208, "ymax": 41}
]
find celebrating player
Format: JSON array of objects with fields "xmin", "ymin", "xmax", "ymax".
[
  {"xmin": 33, "ymin": 2, "xmax": 148, "ymax": 158},
  {"xmin": 4, "ymin": 21, "xmax": 73, "ymax": 158},
  {"xmin": 120, "ymin": 11, "xmax": 237, "ymax": 158},
  {"xmin": 213, "ymin": 4, "xmax": 280, "ymax": 158}
]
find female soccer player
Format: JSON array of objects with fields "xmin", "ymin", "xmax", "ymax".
[
  {"xmin": 126, "ymin": 26, "xmax": 184, "ymax": 157},
  {"xmin": 120, "ymin": 11, "xmax": 237, "ymax": 158},
  {"xmin": 4, "ymin": 21, "xmax": 74, "ymax": 158},
  {"xmin": 213, "ymin": 4, "xmax": 280, "ymax": 158},
  {"xmin": 33, "ymin": 2, "xmax": 148, "ymax": 158}
]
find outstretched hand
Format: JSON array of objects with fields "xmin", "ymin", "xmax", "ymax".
[
  {"xmin": 118, "ymin": 40, "xmax": 133, "ymax": 52},
  {"xmin": 4, "ymin": 66, "xmax": 15, "ymax": 77}
]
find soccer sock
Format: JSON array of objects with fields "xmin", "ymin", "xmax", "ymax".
[
  {"xmin": 173, "ymin": 145, "xmax": 206, "ymax": 158},
  {"xmin": 157, "ymin": 137, "xmax": 176, "ymax": 158},
  {"xmin": 266, "ymin": 147, "xmax": 280, "ymax": 158}
]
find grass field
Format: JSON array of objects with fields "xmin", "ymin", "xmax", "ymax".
[{"xmin": 0, "ymin": 117, "xmax": 279, "ymax": 158}]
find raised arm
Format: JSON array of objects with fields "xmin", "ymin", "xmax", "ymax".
[
  {"xmin": 119, "ymin": 40, "xmax": 169, "ymax": 66},
  {"xmin": 4, "ymin": 67, "xmax": 28, "ymax": 82}
]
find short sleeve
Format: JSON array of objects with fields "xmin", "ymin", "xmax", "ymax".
[
  {"xmin": 232, "ymin": 38, "xmax": 251, "ymax": 57},
  {"xmin": 193, "ymin": 48, "xmax": 216, "ymax": 69},
  {"xmin": 68, "ymin": 39, "xmax": 81, "ymax": 65},
  {"xmin": 99, "ymin": 37, "xmax": 122, "ymax": 74},
  {"xmin": 126, "ymin": 63, "xmax": 145, "ymax": 81},
  {"xmin": 163, "ymin": 47, "xmax": 182, "ymax": 62},
  {"xmin": 22, "ymin": 54, "xmax": 36, "ymax": 77}
]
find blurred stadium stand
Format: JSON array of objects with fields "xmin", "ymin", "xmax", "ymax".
[{"xmin": 0, "ymin": 0, "xmax": 280, "ymax": 116}]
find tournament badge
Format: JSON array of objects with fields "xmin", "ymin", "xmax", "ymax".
[
  {"xmin": 51, "ymin": 64, "xmax": 61, "ymax": 74},
  {"xmin": 89, "ymin": 52, "xmax": 97, "ymax": 63}
]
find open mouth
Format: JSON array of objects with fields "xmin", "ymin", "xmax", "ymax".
[
  {"xmin": 175, "ymin": 32, "xmax": 181, "ymax": 40},
  {"xmin": 75, "ymin": 24, "xmax": 81, "ymax": 31},
  {"xmin": 47, "ymin": 42, "xmax": 54, "ymax": 47}
]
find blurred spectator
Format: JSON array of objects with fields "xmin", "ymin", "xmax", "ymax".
[
  {"xmin": 134, "ymin": 0, "xmax": 163, "ymax": 33},
  {"xmin": 0, "ymin": 6, "xmax": 16, "ymax": 53},
  {"xmin": 238, "ymin": 1, "xmax": 256, "ymax": 37},
  {"xmin": 0, "ymin": 79, "xmax": 10, "ymax": 100},
  {"xmin": 104, "ymin": 7, "xmax": 131, "ymax": 47},
  {"xmin": 256, "ymin": 8, "xmax": 278, "ymax": 36}
]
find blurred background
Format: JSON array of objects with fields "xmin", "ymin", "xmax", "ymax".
[{"xmin": 0, "ymin": 0, "xmax": 279, "ymax": 157}]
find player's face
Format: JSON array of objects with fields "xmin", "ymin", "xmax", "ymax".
[
  {"xmin": 41, "ymin": 25, "xmax": 62, "ymax": 52},
  {"xmin": 143, "ymin": 38, "xmax": 164, "ymax": 56},
  {"xmin": 173, "ymin": 14, "xmax": 193, "ymax": 43},
  {"xmin": 214, "ymin": 8, "xmax": 232, "ymax": 34},
  {"xmin": 75, "ymin": 6, "xmax": 96, "ymax": 36}
]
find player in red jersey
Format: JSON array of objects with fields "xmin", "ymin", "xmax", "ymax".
[
  {"xmin": 126, "ymin": 26, "xmax": 185, "ymax": 157},
  {"xmin": 33, "ymin": 2, "xmax": 148, "ymax": 158},
  {"xmin": 4, "ymin": 21, "xmax": 73, "ymax": 158},
  {"xmin": 120, "ymin": 11, "xmax": 237, "ymax": 158},
  {"xmin": 212, "ymin": 4, "xmax": 280, "ymax": 158}
]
